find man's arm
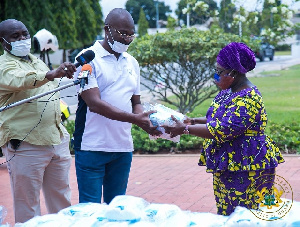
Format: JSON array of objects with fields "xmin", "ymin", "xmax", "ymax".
[
  {"xmin": 131, "ymin": 95, "xmax": 143, "ymax": 114},
  {"xmin": 80, "ymin": 88, "xmax": 159, "ymax": 135},
  {"xmin": 80, "ymin": 88, "xmax": 137, "ymax": 122}
]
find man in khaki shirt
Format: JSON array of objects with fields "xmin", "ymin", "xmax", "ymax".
[{"xmin": 0, "ymin": 19, "xmax": 76, "ymax": 223}]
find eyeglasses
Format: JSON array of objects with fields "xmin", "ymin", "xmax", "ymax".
[
  {"xmin": 109, "ymin": 26, "xmax": 136, "ymax": 40},
  {"xmin": 214, "ymin": 68, "xmax": 226, "ymax": 75}
]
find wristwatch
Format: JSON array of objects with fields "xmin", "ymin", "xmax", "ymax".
[{"xmin": 183, "ymin": 125, "xmax": 190, "ymax": 134}]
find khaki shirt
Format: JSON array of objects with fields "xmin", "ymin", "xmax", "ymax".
[{"xmin": 0, "ymin": 51, "xmax": 63, "ymax": 147}]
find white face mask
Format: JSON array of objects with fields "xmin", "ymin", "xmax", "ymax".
[
  {"xmin": 107, "ymin": 28, "xmax": 129, "ymax": 53},
  {"xmin": 2, "ymin": 38, "xmax": 31, "ymax": 57}
]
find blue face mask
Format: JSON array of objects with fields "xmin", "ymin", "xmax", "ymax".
[{"xmin": 214, "ymin": 73, "xmax": 220, "ymax": 82}]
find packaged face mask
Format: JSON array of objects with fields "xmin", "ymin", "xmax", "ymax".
[{"xmin": 143, "ymin": 103, "xmax": 186, "ymax": 142}]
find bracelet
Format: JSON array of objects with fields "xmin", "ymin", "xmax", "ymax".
[{"xmin": 183, "ymin": 125, "xmax": 189, "ymax": 134}]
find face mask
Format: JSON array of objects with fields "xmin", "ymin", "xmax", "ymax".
[
  {"xmin": 214, "ymin": 69, "xmax": 235, "ymax": 90},
  {"xmin": 214, "ymin": 73, "xmax": 220, "ymax": 82},
  {"xmin": 2, "ymin": 37, "xmax": 31, "ymax": 57},
  {"xmin": 107, "ymin": 28, "xmax": 129, "ymax": 53}
]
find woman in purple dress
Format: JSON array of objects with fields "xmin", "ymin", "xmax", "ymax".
[{"xmin": 163, "ymin": 42, "xmax": 284, "ymax": 216}]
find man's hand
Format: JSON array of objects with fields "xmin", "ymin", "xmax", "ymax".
[
  {"xmin": 45, "ymin": 62, "xmax": 77, "ymax": 81},
  {"xmin": 134, "ymin": 110, "xmax": 162, "ymax": 136}
]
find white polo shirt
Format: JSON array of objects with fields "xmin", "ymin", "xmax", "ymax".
[{"xmin": 73, "ymin": 41, "xmax": 140, "ymax": 152}]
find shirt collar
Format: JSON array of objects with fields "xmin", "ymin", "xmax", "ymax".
[{"xmin": 3, "ymin": 51, "xmax": 38, "ymax": 63}]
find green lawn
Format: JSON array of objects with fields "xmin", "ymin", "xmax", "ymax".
[
  {"xmin": 275, "ymin": 50, "xmax": 291, "ymax": 56},
  {"xmin": 187, "ymin": 64, "xmax": 300, "ymax": 124}
]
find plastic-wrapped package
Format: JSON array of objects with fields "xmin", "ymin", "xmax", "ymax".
[
  {"xmin": 15, "ymin": 196, "xmax": 300, "ymax": 227},
  {"xmin": 129, "ymin": 221, "xmax": 156, "ymax": 227},
  {"xmin": 224, "ymin": 206, "xmax": 268, "ymax": 227},
  {"xmin": 103, "ymin": 207, "xmax": 141, "ymax": 224},
  {"xmin": 187, "ymin": 212, "xmax": 228, "ymax": 227},
  {"xmin": 21, "ymin": 214, "xmax": 74, "ymax": 227},
  {"xmin": 94, "ymin": 222, "xmax": 128, "ymax": 227},
  {"xmin": 109, "ymin": 195, "xmax": 149, "ymax": 211},
  {"xmin": 278, "ymin": 199, "xmax": 300, "ymax": 227},
  {"xmin": 0, "ymin": 224, "xmax": 10, "ymax": 227},
  {"xmin": 143, "ymin": 103, "xmax": 186, "ymax": 142},
  {"xmin": 144, "ymin": 203, "xmax": 190, "ymax": 226},
  {"xmin": 0, "ymin": 206, "xmax": 7, "ymax": 225},
  {"xmin": 107, "ymin": 195, "xmax": 149, "ymax": 223},
  {"xmin": 58, "ymin": 202, "xmax": 108, "ymax": 217}
]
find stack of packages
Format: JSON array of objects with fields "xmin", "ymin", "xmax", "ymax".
[{"xmin": 14, "ymin": 195, "xmax": 300, "ymax": 227}]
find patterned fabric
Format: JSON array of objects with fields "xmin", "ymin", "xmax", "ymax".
[
  {"xmin": 198, "ymin": 86, "xmax": 284, "ymax": 173},
  {"xmin": 213, "ymin": 168, "xmax": 275, "ymax": 216},
  {"xmin": 217, "ymin": 42, "xmax": 256, "ymax": 74}
]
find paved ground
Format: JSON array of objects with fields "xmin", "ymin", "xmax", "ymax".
[{"xmin": 0, "ymin": 155, "xmax": 299, "ymax": 226}]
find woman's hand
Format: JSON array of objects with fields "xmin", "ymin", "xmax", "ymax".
[
  {"xmin": 184, "ymin": 117, "xmax": 193, "ymax": 125},
  {"xmin": 163, "ymin": 115, "xmax": 186, "ymax": 138}
]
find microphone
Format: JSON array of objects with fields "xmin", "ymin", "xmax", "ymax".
[
  {"xmin": 78, "ymin": 64, "xmax": 92, "ymax": 95},
  {"xmin": 75, "ymin": 50, "xmax": 95, "ymax": 67}
]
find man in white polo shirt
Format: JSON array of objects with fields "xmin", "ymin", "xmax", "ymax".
[{"xmin": 73, "ymin": 8, "xmax": 160, "ymax": 204}]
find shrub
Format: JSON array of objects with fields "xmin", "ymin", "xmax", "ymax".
[
  {"xmin": 64, "ymin": 120, "xmax": 299, "ymax": 154},
  {"xmin": 128, "ymin": 28, "xmax": 260, "ymax": 114},
  {"xmin": 64, "ymin": 120, "xmax": 75, "ymax": 154},
  {"xmin": 266, "ymin": 121, "xmax": 300, "ymax": 154}
]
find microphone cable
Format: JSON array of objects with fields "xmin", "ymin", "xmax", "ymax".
[{"xmin": 0, "ymin": 77, "xmax": 78, "ymax": 166}]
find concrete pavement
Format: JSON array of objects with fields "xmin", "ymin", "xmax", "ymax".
[{"xmin": 0, "ymin": 155, "xmax": 299, "ymax": 226}]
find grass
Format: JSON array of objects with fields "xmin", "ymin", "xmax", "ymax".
[
  {"xmin": 275, "ymin": 50, "xmax": 291, "ymax": 56},
  {"xmin": 183, "ymin": 64, "xmax": 300, "ymax": 124}
]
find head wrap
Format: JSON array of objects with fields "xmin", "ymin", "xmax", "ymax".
[{"xmin": 217, "ymin": 42, "xmax": 256, "ymax": 74}]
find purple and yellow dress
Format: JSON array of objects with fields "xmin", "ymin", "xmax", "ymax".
[{"xmin": 198, "ymin": 86, "xmax": 284, "ymax": 216}]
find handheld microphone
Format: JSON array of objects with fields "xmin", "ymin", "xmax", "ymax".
[
  {"xmin": 78, "ymin": 64, "xmax": 92, "ymax": 94},
  {"xmin": 75, "ymin": 50, "xmax": 95, "ymax": 67}
]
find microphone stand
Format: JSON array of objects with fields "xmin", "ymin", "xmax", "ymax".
[{"xmin": 0, "ymin": 80, "xmax": 81, "ymax": 112}]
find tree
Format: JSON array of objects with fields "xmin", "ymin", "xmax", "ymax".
[
  {"xmin": 137, "ymin": 8, "xmax": 149, "ymax": 37},
  {"xmin": 229, "ymin": 0, "xmax": 300, "ymax": 46},
  {"xmin": 219, "ymin": 0, "xmax": 236, "ymax": 33},
  {"xmin": 125, "ymin": 0, "xmax": 172, "ymax": 28},
  {"xmin": 128, "ymin": 28, "xmax": 259, "ymax": 114},
  {"xmin": 1, "ymin": 0, "xmax": 103, "ymax": 61},
  {"xmin": 71, "ymin": 0, "xmax": 97, "ymax": 47},
  {"xmin": 52, "ymin": 0, "xmax": 77, "ymax": 62},
  {"xmin": 259, "ymin": 0, "xmax": 299, "ymax": 45},
  {"xmin": 166, "ymin": 16, "xmax": 177, "ymax": 30},
  {"xmin": 176, "ymin": 0, "xmax": 218, "ymax": 26},
  {"xmin": 91, "ymin": 0, "xmax": 104, "ymax": 36},
  {"xmin": 2, "ymin": 0, "xmax": 37, "ymax": 36}
]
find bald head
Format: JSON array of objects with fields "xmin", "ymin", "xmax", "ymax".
[
  {"xmin": 105, "ymin": 8, "xmax": 134, "ymax": 27},
  {"xmin": 0, "ymin": 19, "xmax": 27, "ymax": 37}
]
